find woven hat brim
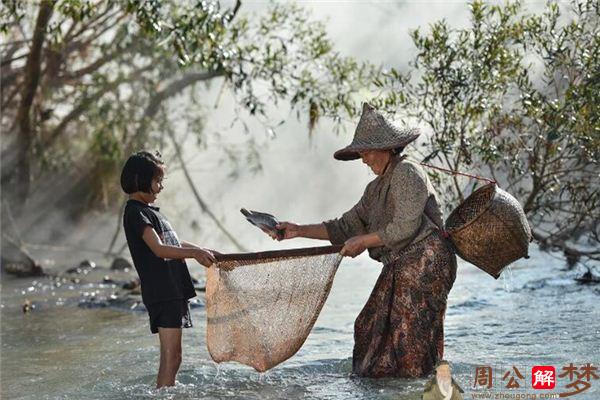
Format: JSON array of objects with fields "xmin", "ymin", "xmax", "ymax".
[{"xmin": 333, "ymin": 134, "xmax": 420, "ymax": 161}]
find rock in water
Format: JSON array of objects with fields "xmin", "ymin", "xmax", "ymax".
[
  {"xmin": 22, "ymin": 299, "xmax": 34, "ymax": 313},
  {"xmin": 79, "ymin": 259, "xmax": 96, "ymax": 269},
  {"xmin": 575, "ymin": 268, "xmax": 600, "ymax": 285},
  {"xmin": 2, "ymin": 258, "xmax": 45, "ymax": 277},
  {"xmin": 111, "ymin": 257, "xmax": 132, "ymax": 271},
  {"xmin": 122, "ymin": 278, "xmax": 140, "ymax": 290},
  {"xmin": 66, "ymin": 259, "xmax": 97, "ymax": 274}
]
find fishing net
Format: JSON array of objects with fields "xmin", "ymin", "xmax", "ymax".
[{"xmin": 206, "ymin": 245, "xmax": 343, "ymax": 372}]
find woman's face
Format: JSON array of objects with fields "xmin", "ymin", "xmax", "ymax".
[{"xmin": 359, "ymin": 150, "xmax": 392, "ymax": 175}]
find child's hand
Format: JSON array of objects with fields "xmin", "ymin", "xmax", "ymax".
[{"xmin": 193, "ymin": 248, "xmax": 216, "ymax": 267}]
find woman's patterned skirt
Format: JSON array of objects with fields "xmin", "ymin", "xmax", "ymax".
[{"xmin": 352, "ymin": 231, "xmax": 457, "ymax": 378}]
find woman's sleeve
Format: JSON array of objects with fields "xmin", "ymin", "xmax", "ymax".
[
  {"xmin": 323, "ymin": 190, "xmax": 369, "ymax": 245},
  {"xmin": 377, "ymin": 163, "xmax": 429, "ymax": 248}
]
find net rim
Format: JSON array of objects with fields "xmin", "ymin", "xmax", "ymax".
[{"xmin": 214, "ymin": 245, "xmax": 343, "ymax": 263}]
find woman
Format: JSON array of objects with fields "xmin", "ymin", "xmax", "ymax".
[{"xmin": 273, "ymin": 103, "xmax": 457, "ymax": 378}]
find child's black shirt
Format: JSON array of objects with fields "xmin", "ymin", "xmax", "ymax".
[{"xmin": 123, "ymin": 199, "xmax": 196, "ymax": 306}]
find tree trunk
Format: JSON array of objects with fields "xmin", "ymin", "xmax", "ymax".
[{"xmin": 6, "ymin": 0, "xmax": 55, "ymax": 212}]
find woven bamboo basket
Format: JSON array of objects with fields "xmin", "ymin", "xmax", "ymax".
[{"xmin": 445, "ymin": 183, "xmax": 532, "ymax": 279}]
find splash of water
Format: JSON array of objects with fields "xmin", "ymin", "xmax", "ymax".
[{"xmin": 501, "ymin": 265, "xmax": 514, "ymax": 292}]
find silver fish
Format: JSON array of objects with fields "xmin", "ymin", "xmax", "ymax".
[{"xmin": 240, "ymin": 208, "xmax": 284, "ymax": 240}]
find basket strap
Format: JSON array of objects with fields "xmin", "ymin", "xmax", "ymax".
[{"xmin": 417, "ymin": 161, "xmax": 496, "ymax": 185}]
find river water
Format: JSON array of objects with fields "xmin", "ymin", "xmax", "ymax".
[{"xmin": 1, "ymin": 246, "xmax": 599, "ymax": 399}]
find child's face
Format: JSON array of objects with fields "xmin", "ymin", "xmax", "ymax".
[
  {"xmin": 149, "ymin": 173, "xmax": 164, "ymax": 202},
  {"xmin": 135, "ymin": 167, "xmax": 164, "ymax": 204}
]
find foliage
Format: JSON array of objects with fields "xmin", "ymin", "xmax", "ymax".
[
  {"xmin": 373, "ymin": 0, "xmax": 599, "ymax": 261},
  {"xmin": 0, "ymin": 0, "xmax": 371, "ymax": 212}
]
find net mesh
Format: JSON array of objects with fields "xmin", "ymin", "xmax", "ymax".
[{"xmin": 206, "ymin": 246, "xmax": 342, "ymax": 372}]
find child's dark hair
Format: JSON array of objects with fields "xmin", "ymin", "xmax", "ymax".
[{"xmin": 120, "ymin": 151, "xmax": 165, "ymax": 194}]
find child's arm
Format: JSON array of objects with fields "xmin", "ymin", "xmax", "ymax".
[
  {"xmin": 180, "ymin": 241, "xmax": 203, "ymax": 250},
  {"xmin": 142, "ymin": 227, "xmax": 215, "ymax": 267},
  {"xmin": 181, "ymin": 240, "xmax": 222, "ymax": 255}
]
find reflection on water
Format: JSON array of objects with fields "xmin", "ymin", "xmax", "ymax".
[{"xmin": 1, "ymin": 247, "xmax": 599, "ymax": 399}]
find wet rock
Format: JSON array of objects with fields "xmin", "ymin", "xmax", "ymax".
[
  {"xmin": 102, "ymin": 275, "xmax": 114, "ymax": 284},
  {"xmin": 575, "ymin": 268, "xmax": 600, "ymax": 285},
  {"xmin": 189, "ymin": 297, "xmax": 205, "ymax": 309},
  {"xmin": 194, "ymin": 279, "xmax": 207, "ymax": 292},
  {"xmin": 2, "ymin": 258, "xmax": 45, "ymax": 277},
  {"xmin": 66, "ymin": 259, "xmax": 96, "ymax": 274},
  {"xmin": 122, "ymin": 278, "xmax": 140, "ymax": 290},
  {"xmin": 77, "ymin": 292, "xmax": 205, "ymax": 312},
  {"xmin": 111, "ymin": 257, "xmax": 132, "ymax": 271},
  {"xmin": 564, "ymin": 249, "xmax": 580, "ymax": 270},
  {"xmin": 129, "ymin": 286, "xmax": 141, "ymax": 295},
  {"xmin": 80, "ymin": 260, "xmax": 96, "ymax": 269},
  {"xmin": 78, "ymin": 293, "xmax": 146, "ymax": 312},
  {"xmin": 22, "ymin": 299, "xmax": 34, "ymax": 313}
]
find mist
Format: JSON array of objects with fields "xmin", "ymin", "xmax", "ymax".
[{"xmin": 14, "ymin": 1, "xmax": 551, "ymax": 267}]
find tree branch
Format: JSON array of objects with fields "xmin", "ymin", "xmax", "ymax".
[
  {"xmin": 59, "ymin": 43, "xmax": 129, "ymax": 81},
  {"xmin": 44, "ymin": 64, "xmax": 154, "ymax": 147},
  {"xmin": 532, "ymin": 228, "xmax": 600, "ymax": 261},
  {"xmin": 64, "ymin": 4, "xmax": 119, "ymax": 43},
  {"xmin": 1, "ymin": 52, "xmax": 28, "ymax": 66},
  {"xmin": 166, "ymin": 125, "xmax": 247, "ymax": 252},
  {"xmin": 129, "ymin": 70, "xmax": 224, "ymax": 149}
]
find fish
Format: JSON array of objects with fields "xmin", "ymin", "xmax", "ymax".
[{"xmin": 240, "ymin": 208, "xmax": 284, "ymax": 240}]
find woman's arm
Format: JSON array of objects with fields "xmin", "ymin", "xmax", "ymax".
[
  {"xmin": 273, "ymin": 222, "xmax": 330, "ymax": 240},
  {"xmin": 341, "ymin": 232, "xmax": 383, "ymax": 257},
  {"xmin": 274, "ymin": 221, "xmax": 380, "ymax": 258}
]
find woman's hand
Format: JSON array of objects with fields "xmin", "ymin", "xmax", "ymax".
[
  {"xmin": 272, "ymin": 222, "xmax": 301, "ymax": 241},
  {"xmin": 193, "ymin": 248, "xmax": 216, "ymax": 267},
  {"xmin": 341, "ymin": 235, "xmax": 368, "ymax": 258}
]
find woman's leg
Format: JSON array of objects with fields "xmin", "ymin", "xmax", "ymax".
[
  {"xmin": 352, "ymin": 233, "xmax": 457, "ymax": 378},
  {"xmin": 156, "ymin": 327, "xmax": 182, "ymax": 388},
  {"xmin": 390, "ymin": 235, "xmax": 457, "ymax": 377},
  {"xmin": 352, "ymin": 264, "xmax": 396, "ymax": 377}
]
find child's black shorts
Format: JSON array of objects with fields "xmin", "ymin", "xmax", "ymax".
[{"xmin": 147, "ymin": 299, "xmax": 193, "ymax": 334}]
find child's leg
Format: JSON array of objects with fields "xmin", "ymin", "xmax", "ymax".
[{"xmin": 156, "ymin": 327, "xmax": 182, "ymax": 388}]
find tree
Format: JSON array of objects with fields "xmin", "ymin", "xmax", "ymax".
[
  {"xmin": 1, "ymin": 0, "xmax": 372, "ymax": 249},
  {"xmin": 373, "ymin": 0, "xmax": 599, "ymax": 264}
]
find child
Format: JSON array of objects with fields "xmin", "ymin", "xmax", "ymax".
[{"xmin": 120, "ymin": 150, "xmax": 216, "ymax": 388}]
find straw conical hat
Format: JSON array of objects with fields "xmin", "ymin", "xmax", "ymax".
[{"xmin": 334, "ymin": 102, "xmax": 420, "ymax": 161}]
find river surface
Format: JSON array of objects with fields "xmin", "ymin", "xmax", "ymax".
[{"xmin": 1, "ymin": 246, "xmax": 599, "ymax": 399}]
